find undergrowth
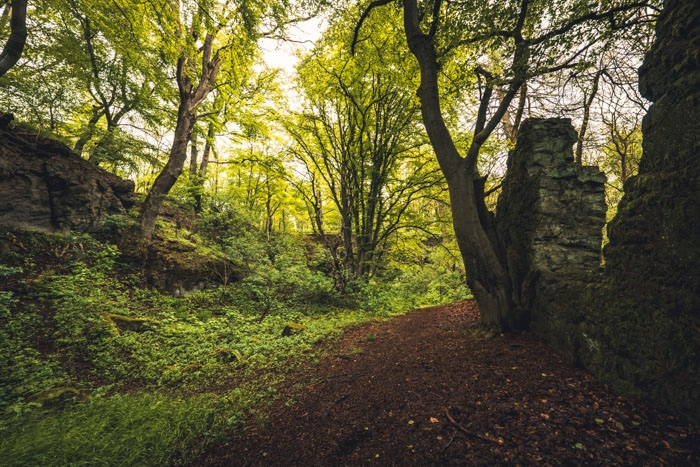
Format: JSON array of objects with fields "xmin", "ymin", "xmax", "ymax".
[{"xmin": 0, "ymin": 228, "xmax": 468, "ymax": 465}]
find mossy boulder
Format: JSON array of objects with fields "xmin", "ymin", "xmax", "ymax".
[{"xmin": 282, "ymin": 322, "xmax": 307, "ymax": 337}]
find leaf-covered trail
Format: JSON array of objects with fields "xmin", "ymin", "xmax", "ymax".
[{"xmin": 201, "ymin": 301, "xmax": 699, "ymax": 465}]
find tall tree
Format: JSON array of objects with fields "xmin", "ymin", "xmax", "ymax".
[
  {"xmin": 287, "ymin": 7, "xmax": 441, "ymax": 285},
  {"xmin": 59, "ymin": 0, "xmax": 167, "ymax": 167},
  {"xmin": 354, "ymin": 0, "xmax": 659, "ymax": 330},
  {"xmin": 139, "ymin": 0, "xmax": 326, "ymax": 238}
]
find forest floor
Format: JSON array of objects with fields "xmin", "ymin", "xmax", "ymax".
[{"xmin": 200, "ymin": 301, "xmax": 699, "ymax": 466}]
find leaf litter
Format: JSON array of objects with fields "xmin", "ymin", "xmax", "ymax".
[{"xmin": 201, "ymin": 300, "xmax": 699, "ymax": 466}]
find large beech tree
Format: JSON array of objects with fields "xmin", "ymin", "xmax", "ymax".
[
  {"xmin": 354, "ymin": 0, "xmax": 659, "ymax": 330},
  {"xmin": 287, "ymin": 8, "xmax": 442, "ymax": 286}
]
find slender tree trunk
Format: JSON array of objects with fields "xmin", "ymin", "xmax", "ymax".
[
  {"xmin": 191, "ymin": 123, "xmax": 214, "ymax": 213},
  {"xmin": 139, "ymin": 100, "xmax": 196, "ymax": 236},
  {"xmin": 576, "ymin": 70, "xmax": 602, "ymax": 165},
  {"xmin": 265, "ymin": 177, "xmax": 274, "ymax": 242},
  {"xmin": 138, "ymin": 34, "xmax": 220, "ymax": 237},
  {"xmin": 501, "ymin": 85, "xmax": 527, "ymax": 145},
  {"xmin": 403, "ymin": 0, "xmax": 516, "ymax": 330},
  {"xmin": 340, "ymin": 183, "xmax": 355, "ymax": 276},
  {"xmin": 199, "ymin": 122, "xmax": 214, "ymax": 176},
  {"xmin": 0, "ymin": 0, "xmax": 27, "ymax": 76},
  {"xmin": 189, "ymin": 132, "xmax": 199, "ymax": 176}
]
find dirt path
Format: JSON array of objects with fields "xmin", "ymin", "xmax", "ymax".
[{"xmin": 202, "ymin": 301, "xmax": 698, "ymax": 465}]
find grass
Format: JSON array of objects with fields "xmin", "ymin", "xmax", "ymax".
[
  {"xmin": 0, "ymin": 394, "xmax": 221, "ymax": 466},
  {"xmin": 0, "ymin": 296, "xmax": 404, "ymax": 466}
]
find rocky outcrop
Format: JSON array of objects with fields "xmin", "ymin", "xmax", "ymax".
[
  {"xmin": 580, "ymin": 0, "xmax": 700, "ymax": 421},
  {"xmin": 497, "ymin": 118, "xmax": 606, "ymax": 279},
  {"xmin": 0, "ymin": 115, "xmax": 135, "ymax": 233},
  {"xmin": 496, "ymin": 118, "xmax": 607, "ymax": 360},
  {"xmin": 496, "ymin": 0, "xmax": 700, "ymax": 421}
]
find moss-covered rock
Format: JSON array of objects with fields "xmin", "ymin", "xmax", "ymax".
[
  {"xmin": 585, "ymin": 0, "xmax": 700, "ymax": 422},
  {"xmin": 282, "ymin": 322, "xmax": 307, "ymax": 337},
  {"xmin": 496, "ymin": 117, "xmax": 606, "ymax": 334},
  {"xmin": 102, "ymin": 312, "xmax": 157, "ymax": 335},
  {"xmin": 26, "ymin": 387, "xmax": 87, "ymax": 408},
  {"xmin": 497, "ymin": 0, "xmax": 700, "ymax": 421}
]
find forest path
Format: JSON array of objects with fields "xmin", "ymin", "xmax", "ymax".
[{"xmin": 201, "ymin": 301, "xmax": 698, "ymax": 465}]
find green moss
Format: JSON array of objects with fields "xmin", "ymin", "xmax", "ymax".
[
  {"xmin": 281, "ymin": 322, "xmax": 308, "ymax": 337},
  {"xmin": 204, "ymin": 348, "xmax": 245, "ymax": 364}
]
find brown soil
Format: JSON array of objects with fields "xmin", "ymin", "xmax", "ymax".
[{"xmin": 202, "ymin": 301, "xmax": 699, "ymax": 466}]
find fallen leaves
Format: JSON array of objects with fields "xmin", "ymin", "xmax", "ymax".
[{"xmin": 205, "ymin": 301, "xmax": 700, "ymax": 466}]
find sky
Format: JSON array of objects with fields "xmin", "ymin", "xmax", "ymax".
[{"xmin": 259, "ymin": 17, "xmax": 326, "ymax": 73}]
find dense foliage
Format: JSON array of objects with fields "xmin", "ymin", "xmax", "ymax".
[{"xmin": 0, "ymin": 213, "xmax": 467, "ymax": 464}]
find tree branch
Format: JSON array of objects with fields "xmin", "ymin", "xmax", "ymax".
[
  {"xmin": 428, "ymin": 0, "xmax": 442, "ymax": 38},
  {"xmin": 352, "ymin": 0, "xmax": 393, "ymax": 55},
  {"xmin": 0, "ymin": 0, "xmax": 27, "ymax": 76},
  {"xmin": 530, "ymin": 1, "xmax": 652, "ymax": 47}
]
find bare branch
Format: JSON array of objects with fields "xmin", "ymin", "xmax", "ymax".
[{"xmin": 352, "ymin": 0, "xmax": 393, "ymax": 55}]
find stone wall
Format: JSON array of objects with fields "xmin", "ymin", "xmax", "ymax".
[{"xmin": 0, "ymin": 115, "xmax": 135, "ymax": 233}]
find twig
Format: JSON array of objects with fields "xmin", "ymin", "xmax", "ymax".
[
  {"xmin": 441, "ymin": 434, "xmax": 455, "ymax": 452},
  {"xmin": 443, "ymin": 407, "xmax": 470, "ymax": 433},
  {"xmin": 443, "ymin": 407, "xmax": 502, "ymax": 445},
  {"xmin": 327, "ymin": 371, "xmax": 370, "ymax": 380},
  {"xmin": 321, "ymin": 394, "xmax": 349, "ymax": 421}
]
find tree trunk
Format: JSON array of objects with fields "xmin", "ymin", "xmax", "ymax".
[
  {"xmin": 340, "ymin": 183, "xmax": 355, "ymax": 276},
  {"xmin": 192, "ymin": 123, "xmax": 214, "ymax": 213},
  {"xmin": 0, "ymin": 0, "xmax": 27, "ymax": 76},
  {"xmin": 189, "ymin": 132, "xmax": 199, "ymax": 176},
  {"xmin": 403, "ymin": 0, "xmax": 516, "ymax": 330},
  {"xmin": 501, "ymin": 85, "xmax": 527, "ymax": 145},
  {"xmin": 74, "ymin": 106, "xmax": 103, "ymax": 156},
  {"xmin": 199, "ymin": 122, "xmax": 214, "ymax": 176},
  {"xmin": 576, "ymin": 70, "xmax": 602, "ymax": 165},
  {"xmin": 139, "ymin": 100, "xmax": 195, "ymax": 237},
  {"xmin": 138, "ymin": 34, "xmax": 220, "ymax": 237}
]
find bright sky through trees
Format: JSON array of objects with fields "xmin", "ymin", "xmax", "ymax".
[{"xmin": 259, "ymin": 17, "xmax": 326, "ymax": 72}]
